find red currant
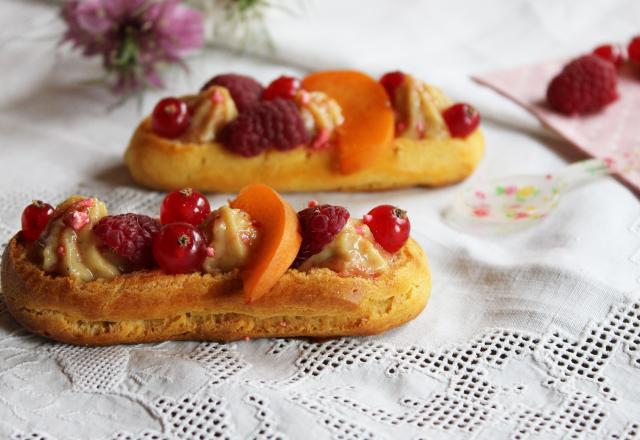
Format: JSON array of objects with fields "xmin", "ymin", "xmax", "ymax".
[
  {"xmin": 593, "ymin": 44, "xmax": 624, "ymax": 68},
  {"xmin": 628, "ymin": 36, "xmax": 640, "ymax": 65},
  {"xmin": 363, "ymin": 205, "xmax": 410, "ymax": 253},
  {"xmin": 152, "ymin": 222, "xmax": 207, "ymax": 274},
  {"xmin": 379, "ymin": 71, "xmax": 405, "ymax": 100},
  {"xmin": 21, "ymin": 200, "xmax": 54, "ymax": 241},
  {"xmin": 262, "ymin": 76, "xmax": 300, "ymax": 101},
  {"xmin": 160, "ymin": 188, "xmax": 211, "ymax": 226},
  {"xmin": 152, "ymin": 97, "xmax": 190, "ymax": 138},
  {"xmin": 442, "ymin": 103, "xmax": 480, "ymax": 138}
]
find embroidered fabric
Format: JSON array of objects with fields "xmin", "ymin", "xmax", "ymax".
[{"xmin": 1, "ymin": 186, "xmax": 639, "ymax": 440}]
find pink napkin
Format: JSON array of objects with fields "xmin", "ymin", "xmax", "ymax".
[{"xmin": 474, "ymin": 62, "xmax": 640, "ymax": 191}]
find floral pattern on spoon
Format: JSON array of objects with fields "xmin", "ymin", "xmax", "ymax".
[{"xmin": 446, "ymin": 152, "xmax": 639, "ymax": 234}]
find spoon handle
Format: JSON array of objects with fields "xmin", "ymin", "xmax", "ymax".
[{"xmin": 556, "ymin": 158, "xmax": 611, "ymax": 189}]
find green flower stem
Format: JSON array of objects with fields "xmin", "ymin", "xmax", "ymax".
[{"xmin": 112, "ymin": 28, "xmax": 139, "ymax": 69}]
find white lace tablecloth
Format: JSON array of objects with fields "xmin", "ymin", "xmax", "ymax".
[{"xmin": 1, "ymin": 1, "xmax": 640, "ymax": 439}]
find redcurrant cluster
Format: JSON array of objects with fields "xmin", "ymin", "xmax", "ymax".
[
  {"xmin": 154, "ymin": 188, "xmax": 211, "ymax": 274},
  {"xmin": 591, "ymin": 37, "xmax": 640, "ymax": 70}
]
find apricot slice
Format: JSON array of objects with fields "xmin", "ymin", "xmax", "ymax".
[
  {"xmin": 302, "ymin": 70, "xmax": 394, "ymax": 174},
  {"xmin": 230, "ymin": 184, "xmax": 301, "ymax": 302}
]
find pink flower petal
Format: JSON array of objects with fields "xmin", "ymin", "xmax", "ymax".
[
  {"xmin": 152, "ymin": 1, "xmax": 203, "ymax": 57},
  {"xmin": 103, "ymin": 0, "xmax": 145, "ymax": 18},
  {"xmin": 76, "ymin": 0, "xmax": 113, "ymax": 35},
  {"xmin": 144, "ymin": 68, "xmax": 164, "ymax": 88},
  {"xmin": 61, "ymin": 0, "xmax": 203, "ymax": 96}
]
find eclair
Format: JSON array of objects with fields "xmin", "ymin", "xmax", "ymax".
[
  {"xmin": 124, "ymin": 70, "xmax": 484, "ymax": 192},
  {"xmin": 1, "ymin": 185, "xmax": 430, "ymax": 345}
]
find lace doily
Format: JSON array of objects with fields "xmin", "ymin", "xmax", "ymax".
[{"xmin": 1, "ymin": 186, "xmax": 639, "ymax": 440}]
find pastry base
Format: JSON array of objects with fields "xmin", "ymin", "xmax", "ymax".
[
  {"xmin": 124, "ymin": 118, "xmax": 484, "ymax": 192},
  {"xmin": 1, "ymin": 235, "xmax": 431, "ymax": 345}
]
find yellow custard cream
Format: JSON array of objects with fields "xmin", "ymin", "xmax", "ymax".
[
  {"xmin": 41, "ymin": 196, "xmax": 122, "ymax": 281},
  {"xmin": 183, "ymin": 86, "xmax": 238, "ymax": 143},
  {"xmin": 201, "ymin": 205, "xmax": 259, "ymax": 274},
  {"xmin": 300, "ymin": 219, "xmax": 390, "ymax": 276},
  {"xmin": 394, "ymin": 75, "xmax": 452, "ymax": 140}
]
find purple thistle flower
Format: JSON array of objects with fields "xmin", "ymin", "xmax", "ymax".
[{"xmin": 61, "ymin": 0, "xmax": 204, "ymax": 94}]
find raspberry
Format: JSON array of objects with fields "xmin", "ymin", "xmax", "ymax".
[
  {"xmin": 93, "ymin": 214, "xmax": 161, "ymax": 268},
  {"xmin": 221, "ymin": 98, "xmax": 309, "ymax": 157},
  {"xmin": 293, "ymin": 204, "xmax": 350, "ymax": 267},
  {"xmin": 200, "ymin": 73, "xmax": 263, "ymax": 113},
  {"xmin": 546, "ymin": 55, "xmax": 618, "ymax": 115}
]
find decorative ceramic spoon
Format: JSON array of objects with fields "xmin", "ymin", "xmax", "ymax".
[{"xmin": 444, "ymin": 158, "xmax": 614, "ymax": 233}]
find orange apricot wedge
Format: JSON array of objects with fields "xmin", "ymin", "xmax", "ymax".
[
  {"xmin": 229, "ymin": 184, "xmax": 302, "ymax": 303},
  {"xmin": 302, "ymin": 70, "xmax": 394, "ymax": 174}
]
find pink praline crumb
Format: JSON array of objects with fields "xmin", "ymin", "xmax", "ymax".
[
  {"xmin": 310, "ymin": 128, "xmax": 331, "ymax": 149},
  {"xmin": 72, "ymin": 197, "xmax": 95, "ymax": 211},
  {"xmin": 395, "ymin": 121, "xmax": 407, "ymax": 133},
  {"xmin": 211, "ymin": 90, "xmax": 224, "ymax": 103},
  {"xmin": 64, "ymin": 210, "xmax": 90, "ymax": 231},
  {"xmin": 298, "ymin": 91, "xmax": 310, "ymax": 104}
]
